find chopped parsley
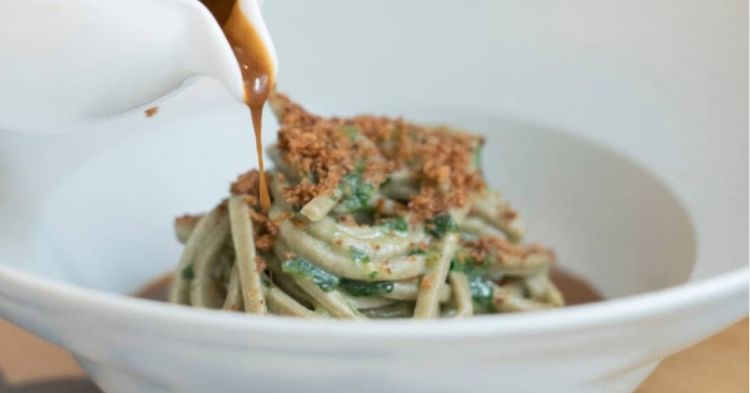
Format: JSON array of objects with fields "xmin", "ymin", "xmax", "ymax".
[
  {"xmin": 281, "ymin": 257, "xmax": 339, "ymax": 292},
  {"xmin": 350, "ymin": 247, "xmax": 370, "ymax": 264},
  {"xmin": 381, "ymin": 216, "xmax": 408, "ymax": 233},
  {"xmin": 408, "ymin": 248, "xmax": 426, "ymax": 256},
  {"xmin": 451, "ymin": 256, "xmax": 494, "ymax": 307},
  {"xmin": 339, "ymin": 167, "xmax": 374, "ymax": 213},
  {"xmin": 380, "ymin": 176, "xmax": 392, "ymax": 188},
  {"xmin": 339, "ymin": 279, "xmax": 394, "ymax": 297},
  {"xmin": 181, "ymin": 265, "xmax": 195, "ymax": 281},
  {"xmin": 467, "ymin": 276, "xmax": 494, "ymax": 307},
  {"xmin": 426, "ymin": 214, "xmax": 457, "ymax": 238}
]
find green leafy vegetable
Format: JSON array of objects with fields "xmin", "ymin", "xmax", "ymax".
[
  {"xmin": 467, "ymin": 276, "xmax": 494, "ymax": 307},
  {"xmin": 427, "ymin": 214, "xmax": 457, "ymax": 238},
  {"xmin": 181, "ymin": 265, "xmax": 195, "ymax": 281},
  {"xmin": 339, "ymin": 279, "xmax": 394, "ymax": 297},
  {"xmin": 339, "ymin": 167, "xmax": 375, "ymax": 213},
  {"xmin": 381, "ymin": 216, "xmax": 408, "ymax": 233},
  {"xmin": 282, "ymin": 257, "xmax": 340, "ymax": 292},
  {"xmin": 451, "ymin": 257, "xmax": 494, "ymax": 307},
  {"xmin": 408, "ymin": 245, "xmax": 427, "ymax": 255},
  {"xmin": 350, "ymin": 247, "xmax": 370, "ymax": 264},
  {"xmin": 380, "ymin": 176, "xmax": 392, "ymax": 188}
]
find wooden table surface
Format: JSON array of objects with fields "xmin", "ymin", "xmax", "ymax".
[{"xmin": 0, "ymin": 318, "xmax": 747, "ymax": 392}]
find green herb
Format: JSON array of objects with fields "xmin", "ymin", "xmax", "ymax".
[
  {"xmin": 467, "ymin": 276, "xmax": 494, "ymax": 307},
  {"xmin": 339, "ymin": 168, "xmax": 375, "ymax": 213},
  {"xmin": 408, "ymin": 245, "xmax": 427, "ymax": 255},
  {"xmin": 381, "ymin": 216, "xmax": 408, "ymax": 233},
  {"xmin": 450, "ymin": 255, "xmax": 489, "ymax": 277},
  {"xmin": 339, "ymin": 279, "xmax": 394, "ymax": 297},
  {"xmin": 342, "ymin": 125, "xmax": 360, "ymax": 140},
  {"xmin": 351, "ymin": 207, "xmax": 376, "ymax": 225},
  {"xmin": 380, "ymin": 176, "xmax": 392, "ymax": 188},
  {"xmin": 408, "ymin": 248, "xmax": 425, "ymax": 256},
  {"xmin": 281, "ymin": 257, "xmax": 340, "ymax": 292},
  {"xmin": 181, "ymin": 265, "xmax": 195, "ymax": 281},
  {"xmin": 350, "ymin": 247, "xmax": 371, "ymax": 264},
  {"xmin": 368, "ymin": 271, "xmax": 379, "ymax": 280},
  {"xmin": 427, "ymin": 214, "xmax": 456, "ymax": 238},
  {"xmin": 451, "ymin": 256, "xmax": 493, "ymax": 307}
]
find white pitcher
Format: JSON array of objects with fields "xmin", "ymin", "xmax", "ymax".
[{"xmin": 0, "ymin": 0, "xmax": 276, "ymax": 132}]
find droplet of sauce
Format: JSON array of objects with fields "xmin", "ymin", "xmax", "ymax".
[{"xmin": 203, "ymin": 0, "xmax": 273, "ymax": 210}]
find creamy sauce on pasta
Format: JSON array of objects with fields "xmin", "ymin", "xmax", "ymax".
[
  {"xmin": 136, "ymin": 268, "xmax": 603, "ymax": 305},
  {"xmin": 202, "ymin": 0, "xmax": 274, "ymax": 210}
]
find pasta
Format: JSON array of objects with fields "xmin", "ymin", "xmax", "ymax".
[{"xmin": 167, "ymin": 92, "xmax": 565, "ymax": 319}]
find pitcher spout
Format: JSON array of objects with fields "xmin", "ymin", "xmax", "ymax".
[{"xmin": 0, "ymin": 0, "xmax": 275, "ymax": 133}]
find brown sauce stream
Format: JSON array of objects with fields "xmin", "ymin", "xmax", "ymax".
[
  {"xmin": 203, "ymin": 0, "xmax": 273, "ymax": 209},
  {"xmin": 136, "ymin": 268, "xmax": 603, "ymax": 306}
]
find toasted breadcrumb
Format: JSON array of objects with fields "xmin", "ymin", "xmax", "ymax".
[
  {"xmin": 269, "ymin": 92, "xmax": 485, "ymax": 220},
  {"xmin": 338, "ymin": 214, "xmax": 358, "ymax": 226},
  {"xmin": 255, "ymin": 256, "xmax": 267, "ymax": 273},
  {"xmin": 270, "ymin": 92, "xmax": 392, "ymax": 206},
  {"xmin": 462, "ymin": 236, "xmax": 555, "ymax": 263},
  {"xmin": 175, "ymin": 214, "xmax": 199, "ymax": 229},
  {"xmin": 421, "ymin": 276, "xmax": 434, "ymax": 290},
  {"xmin": 231, "ymin": 170, "xmax": 260, "ymax": 197}
]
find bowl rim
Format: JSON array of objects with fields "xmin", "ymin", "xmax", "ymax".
[{"xmin": 0, "ymin": 263, "xmax": 747, "ymax": 341}]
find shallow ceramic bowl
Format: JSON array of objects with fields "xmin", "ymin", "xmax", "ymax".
[{"xmin": 0, "ymin": 1, "xmax": 747, "ymax": 392}]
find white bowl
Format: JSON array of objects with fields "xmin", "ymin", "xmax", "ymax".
[{"xmin": 0, "ymin": 1, "xmax": 747, "ymax": 392}]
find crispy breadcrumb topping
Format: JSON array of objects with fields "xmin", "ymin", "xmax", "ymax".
[
  {"xmin": 269, "ymin": 92, "xmax": 485, "ymax": 220},
  {"xmin": 270, "ymin": 92, "xmax": 392, "ymax": 205},
  {"xmin": 462, "ymin": 236, "xmax": 555, "ymax": 263}
]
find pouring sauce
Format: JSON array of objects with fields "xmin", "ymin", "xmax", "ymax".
[{"xmin": 202, "ymin": 0, "xmax": 273, "ymax": 209}]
